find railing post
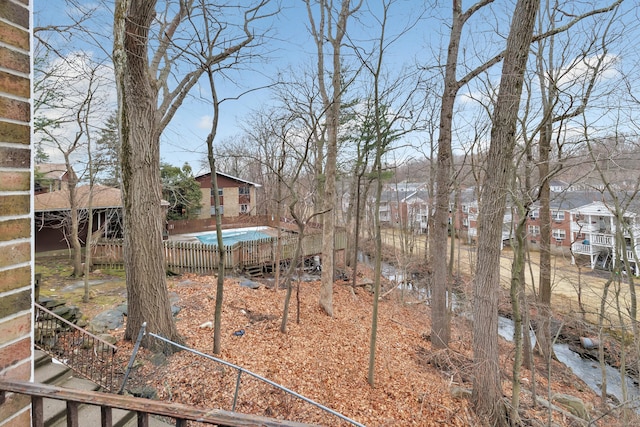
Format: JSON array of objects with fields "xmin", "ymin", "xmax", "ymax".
[
  {"xmin": 119, "ymin": 322, "xmax": 147, "ymax": 394},
  {"xmin": 232, "ymin": 369, "xmax": 242, "ymax": 411}
]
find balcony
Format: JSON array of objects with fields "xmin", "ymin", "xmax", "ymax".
[{"xmin": 572, "ymin": 243, "xmax": 598, "ymax": 255}]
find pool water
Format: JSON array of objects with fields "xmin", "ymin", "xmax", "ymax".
[{"xmin": 194, "ymin": 227, "xmax": 272, "ymax": 246}]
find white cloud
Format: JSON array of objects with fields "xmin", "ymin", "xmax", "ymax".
[
  {"xmin": 196, "ymin": 115, "xmax": 213, "ymax": 130},
  {"xmin": 35, "ymin": 51, "xmax": 116, "ymax": 168}
]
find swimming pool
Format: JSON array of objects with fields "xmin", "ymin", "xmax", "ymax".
[{"xmin": 193, "ymin": 227, "xmax": 272, "ymax": 246}]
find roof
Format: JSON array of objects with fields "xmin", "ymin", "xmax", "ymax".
[
  {"xmin": 36, "ymin": 163, "xmax": 69, "ymax": 181},
  {"xmin": 35, "ymin": 185, "xmax": 170, "ymax": 212},
  {"xmin": 35, "ymin": 185, "xmax": 123, "ymax": 212},
  {"xmin": 195, "ymin": 171, "xmax": 262, "ymax": 188}
]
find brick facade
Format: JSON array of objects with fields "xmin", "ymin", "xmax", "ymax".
[{"xmin": 0, "ymin": 0, "xmax": 32, "ymax": 426}]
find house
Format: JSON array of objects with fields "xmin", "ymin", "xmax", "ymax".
[
  {"xmin": 194, "ymin": 171, "xmax": 261, "ymax": 219},
  {"xmin": 35, "ymin": 163, "xmax": 74, "ymax": 194},
  {"xmin": 569, "ymin": 200, "xmax": 640, "ymax": 275},
  {"xmin": 35, "ymin": 185, "xmax": 125, "ymax": 252}
]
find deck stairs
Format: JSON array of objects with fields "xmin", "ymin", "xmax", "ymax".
[{"xmin": 34, "ymin": 350, "xmax": 171, "ymax": 426}]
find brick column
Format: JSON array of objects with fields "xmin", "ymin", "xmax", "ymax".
[{"xmin": 0, "ymin": 0, "xmax": 33, "ymax": 426}]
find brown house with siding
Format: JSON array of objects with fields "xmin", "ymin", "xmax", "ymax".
[
  {"xmin": 194, "ymin": 172, "xmax": 261, "ymax": 219},
  {"xmin": 34, "ymin": 185, "xmax": 125, "ymax": 252}
]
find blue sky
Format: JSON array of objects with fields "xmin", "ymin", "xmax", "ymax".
[
  {"xmin": 34, "ymin": 1, "xmax": 640, "ymax": 175},
  {"xmin": 34, "ymin": 1, "xmax": 441, "ymax": 172}
]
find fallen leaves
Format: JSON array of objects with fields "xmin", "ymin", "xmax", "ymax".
[{"xmin": 110, "ymin": 268, "xmax": 632, "ymax": 427}]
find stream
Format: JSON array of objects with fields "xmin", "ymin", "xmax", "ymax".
[{"xmin": 359, "ymin": 252, "xmax": 640, "ymax": 409}]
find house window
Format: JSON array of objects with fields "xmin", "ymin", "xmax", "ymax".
[
  {"xmin": 462, "ymin": 217, "xmax": 469, "ymax": 227},
  {"xmin": 239, "ymin": 186, "xmax": 250, "ymax": 195},
  {"xmin": 462, "ymin": 205, "xmax": 469, "ymax": 213},
  {"xmin": 552, "ymin": 210, "xmax": 565, "ymax": 221},
  {"xmin": 210, "ymin": 188, "xmax": 224, "ymax": 197},
  {"xmin": 529, "ymin": 209, "xmax": 539, "ymax": 220},
  {"xmin": 552, "ymin": 229, "xmax": 566, "ymax": 240},
  {"xmin": 528, "ymin": 225, "xmax": 540, "ymax": 235},
  {"xmin": 210, "ymin": 206, "xmax": 224, "ymax": 215},
  {"xmin": 240, "ymin": 204, "xmax": 249, "ymax": 213}
]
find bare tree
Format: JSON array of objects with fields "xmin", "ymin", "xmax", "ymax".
[
  {"xmin": 428, "ymin": 0, "xmax": 496, "ymax": 350},
  {"xmin": 34, "ymin": 48, "xmax": 110, "ymax": 277},
  {"xmin": 472, "ymin": 0, "xmax": 539, "ymax": 424},
  {"xmin": 113, "ymin": 0, "xmax": 272, "ymax": 350},
  {"xmin": 305, "ymin": 0, "xmax": 363, "ymax": 317}
]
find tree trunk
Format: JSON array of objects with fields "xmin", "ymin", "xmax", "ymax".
[
  {"xmin": 537, "ymin": 122, "xmax": 554, "ymax": 361},
  {"xmin": 114, "ymin": 0, "xmax": 182, "ymax": 352},
  {"xmin": 472, "ymin": 0, "xmax": 539, "ymax": 424},
  {"xmin": 65, "ymin": 160, "xmax": 82, "ymax": 277},
  {"xmin": 429, "ymin": 1, "xmax": 465, "ymax": 349}
]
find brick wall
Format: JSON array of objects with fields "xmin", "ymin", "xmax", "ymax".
[{"xmin": 0, "ymin": 0, "xmax": 32, "ymax": 426}]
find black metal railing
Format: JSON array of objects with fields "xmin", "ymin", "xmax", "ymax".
[
  {"xmin": 120, "ymin": 323, "xmax": 365, "ymax": 427},
  {"xmin": 34, "ymin": 303, "xmax": 119, "ymax": 392}
]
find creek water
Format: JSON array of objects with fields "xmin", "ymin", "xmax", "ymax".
[{"xmin": 357, "ymin": 252, "xmax": 640, "ymax": 409}]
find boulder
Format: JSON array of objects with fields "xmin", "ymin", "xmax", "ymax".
[
  {"xmin": 90, "ymin": 309, "xmax": 124, "ymax": 333},
  {"xmin": 97, "ymin": 334, "xmax": 117, "ymax": 345},
  {"xmin": 552, "ymin": 393, "xmax": 590, "ymax": 420},
  {"xmin": 114, "ymin": 303, "xmax": 128, "ymax": 316},
  {"xmin": 240, "ymin": 280, "xmax": 260, "ymax": 289},
  {"xmin": 53, "ymin": 305, "xmax": 81, "ymax": 323}
]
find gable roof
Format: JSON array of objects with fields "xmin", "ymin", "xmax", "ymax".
[
  {"xmin": 36, "ymin": 163, "xmax": 70, "ymax": 180},
  {"xmin": 195, "ymin": 171, "xmax": 262, "ymax": 188},
  {"xmin": 35, "ymin": 185, "xmax": 171, "ymax": 212}
]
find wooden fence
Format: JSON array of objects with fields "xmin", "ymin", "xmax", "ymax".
[{"xmin": 92, "ymin": 231, "xmax": 347, "ymax": 275}]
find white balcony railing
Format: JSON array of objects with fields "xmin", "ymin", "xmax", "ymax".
[{"xmin": 571, "ymin": 243, "xmax": 597, "ymax": 255}]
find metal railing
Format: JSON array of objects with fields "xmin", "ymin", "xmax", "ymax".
[
  {"xmin": 121, "ymin": 323, "xmax": 365, "ymax": 427},
  {"xmin": 0, "ymin": 379, "xmax": 317, "ymax": 427},
  {"xmin": 34, "ymin": 303, "xmax": 119, "ymax": 392}
]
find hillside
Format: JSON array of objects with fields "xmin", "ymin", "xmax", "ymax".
[{"xmin": 105, "ymin": 266, "xmax": 630, "ymax": 427}]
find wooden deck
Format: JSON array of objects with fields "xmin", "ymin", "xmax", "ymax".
[{"xmin": 92, "ymin": 230, "xmax": 347, "ymax": 275}]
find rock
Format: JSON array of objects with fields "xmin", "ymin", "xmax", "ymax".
[
  {"xmin": 171, "ymin": 305, "xmax": 181, "ymax": 316},
  {"xmin": 128, "ymin": 386, "xmax": 157, "ymax": 399},
  {"xmin": 90, "ymin": 309, "xmax": 124, "ymax": 333},
  {"xmin": 240, "ymin": 280, "xmax": 260, "ymax": 289},
  {"xmin": 552, "ymin": 393, "xmax": 590, "ymax": 420},
  {"xmin": 97, "ymin": 334, "xmax": 117, "ymax": 345},
  {"xmin": 150, "ymin": 352, "xmax": 167, "ymax": 367},
  {"xmin": 114, "ymin": 303, "xmax": 128, "ymax": 316},
  {"xmin": 169, "ymin": 291, "xmax": 180, "ymax": 305},
  {"xmin": 53, "ymin": 305, "xmax": 81, "ymax": 323},
  {"xmin": 39, "ymin": 297, "xmax": 64, "ymax": 310}
]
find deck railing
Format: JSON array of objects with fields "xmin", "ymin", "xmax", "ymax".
[
  {"xmin": 0, "ymin": 380, "xmax": 316, "ymax": 427},
  {"xmin": 92, "ymin": 231, "xmax": 347, "ymax": 274},
  {"xmin": 34, "ymin": 303, "xmax": 119, "ymax": 392}
]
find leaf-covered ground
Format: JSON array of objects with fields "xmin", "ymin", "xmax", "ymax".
[{"xmin": 108, "ymin": 266, "xmax": 636, "ymax": 427}]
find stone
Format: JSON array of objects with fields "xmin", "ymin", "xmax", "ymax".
[
  {"xmin": 97, "ymin": 334, "xmax": 117, "ymax": 345},
  {"xmin": 114, "ymin": 303, "xmax": 128, "ymax": 316},
  {"xmin": 128, "ymin": 386, "xmax": 157, "ymax": 399},
  {"xmin": 239, "ymin": 280, "xmax": 260, "ymax": 289},
  {"xmin": 150, "ymin": 352, "xmax": 167, "ymax": 367},
  {"xmin": 552, "ymin": 393, "xmax": 590, "ymax": 420},
  {"xmin": 90, "ymin": 309, "xmax": 124, "ymax": 333},
  {"xmin": 171, "ymin": 305, "xmax": 181, "ymax": 316}
]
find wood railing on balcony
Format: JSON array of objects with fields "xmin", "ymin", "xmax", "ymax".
[{"xmin": 0, "ymin": 380, "xmax": 316, "ymax": 427}]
